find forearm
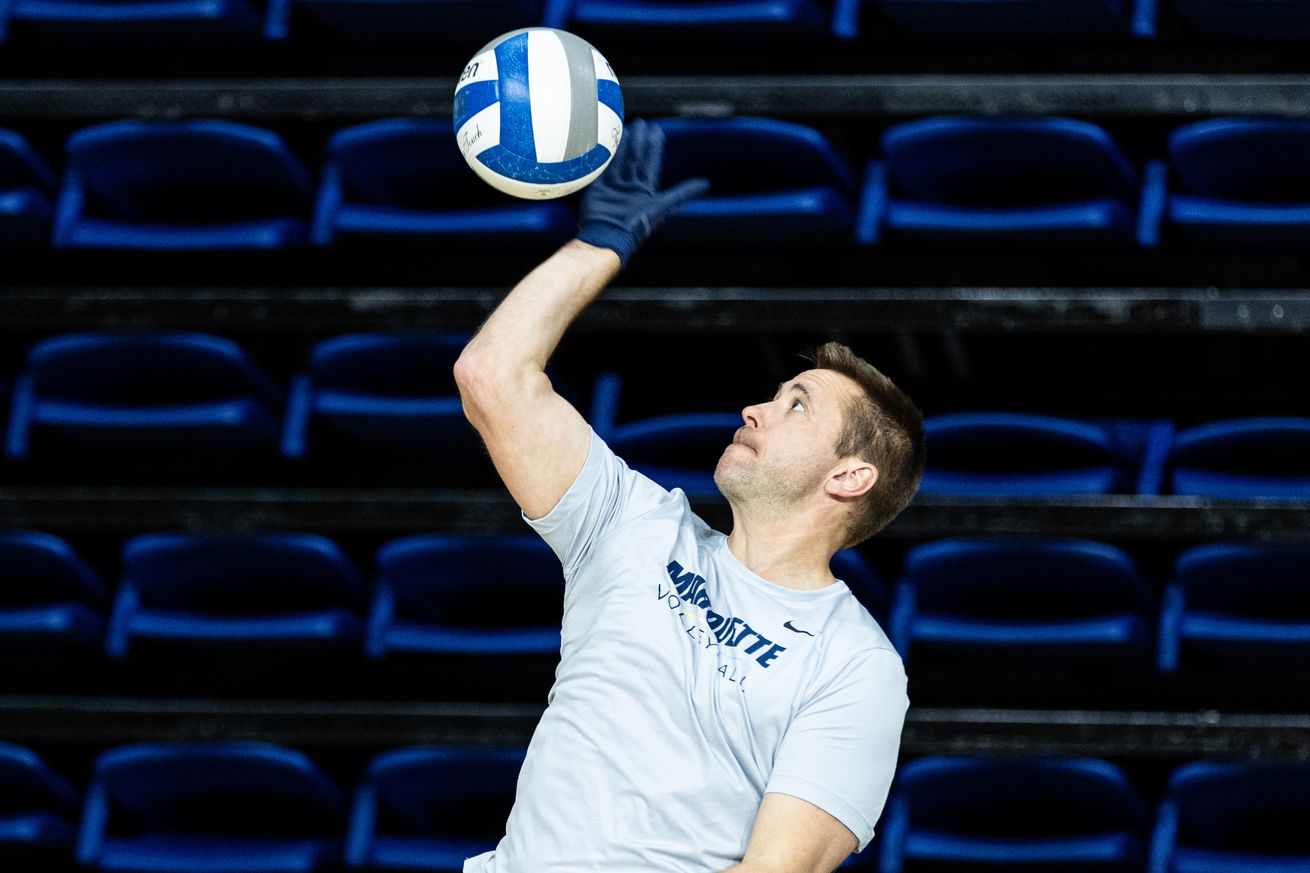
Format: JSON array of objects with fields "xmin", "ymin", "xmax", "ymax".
[{"xmin": 460, "ymin": 238, "xmax": 620, "ymax": 378}]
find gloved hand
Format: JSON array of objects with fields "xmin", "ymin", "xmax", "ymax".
[{"xmin": 576, "ymin": 118, "xmax": 711, "ymax": 269}]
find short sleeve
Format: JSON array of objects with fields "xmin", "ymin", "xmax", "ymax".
[
  {"xmin": 524, "ymin": 427, "xmax": 676, "ymax": 575},
  {"xmin": 763, "ymin": 648, "xmax": 909, "ymax": 854}
]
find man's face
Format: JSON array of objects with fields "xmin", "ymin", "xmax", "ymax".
[{"xmin": 713, "ymin": 368, "xmax": 859, "ymax": 510}]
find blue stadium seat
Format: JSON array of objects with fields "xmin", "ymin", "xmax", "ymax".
[
  {"xmin": 0, "ymin": 530, "xmax": 105, "ymax": 652},
  {"xmin": 890, "ymin": 539, "xmax": 1154, "ymax": 664},
  {"xmin": 880, "ymin": 756, "xmax": 1147, "ymax": 873},
  {"xmin": 106, "ymin": 532, "xmax": 366, "ymax": 659},
  {"xmin": 648, "ymin": 117, "xmax": 857, "ymax": 248},
  {"xmin": 5, "ymin": 333, "xmax": 281, "ymax": 463},
  {"xmin": 366, "ymin": 535, "xmax": 562, "ymax": 659},
  {"xmin": 9, "ymin": 0, "xmax": 274, "ymax": 45},
  {"xmin": 310, "ymin": 119, "xmax": 572, "ymax": 247},
  {"xmin": 1140, "ymin": 119, "xmax": 1310, "ymax": 249},
  {"xmin": 592, "ymin": 372, "xmax": 738, "ymax": 497},
  {"xmin": 920, "ymin": 412, "xmax": 1173, "ymax": 497},
  {"xmin": 0, "ymin": 742, "xmax": 79, "ymax": 863},
  {"xmin": 1158, "ymin": 543, "xmax": 1310, "ymax": 673},
  {"xmin": 832, "ymin": 0, "xmax": 1155, "ymax": 41},
  {"xmin": 0, "ymin": 128, "xmax": 55, "ymax": 247},
  {"xmin": 1149, "ymin": 762, "xmax": 1310, "ymax": 873},
  {"xmin": 1170, "ymin": 0, "xmax": 1310, "ymax": 41},
  {"xmin": 54, "ymin": 120, "xmax": 311, "ymax": 250},
  {"xmin": 1167, "ymin": 418, "xmax": 1310, "ymax": 499},
  {"xmin": 76, "ymin": 742, "xmax": 345, "ymax": 873},
  {"xmin": 859, "ymin": 117, "xmax": 1155, "ymax": 248},
  {"xmin": 269, "ymin": 0, "xmax": 536, "ymax": 44},
  {"xmin": 283, "ymin": 333, "xmax": 485, "ymax": 467},
  {"xmin": 345, "ymin": 746, "xmax": 526, "ymax": 870},
  {"xmin": 831, "ymin": 548, "xmax": 888, "ymax": 619},
  {"xmin": 546, "ymin": 0, "xmax": 833, "ymax": 42}
]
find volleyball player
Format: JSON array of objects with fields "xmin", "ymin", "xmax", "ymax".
[{"xmin": 455, "ymin": 119, "xmax": 924, "ymax": 873}]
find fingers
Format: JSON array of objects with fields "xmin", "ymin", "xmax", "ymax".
[{"xmin": 660, "ymin": 177, "xmax": 711, "ymax": 211}]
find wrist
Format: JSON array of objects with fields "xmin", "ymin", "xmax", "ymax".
[
  {"xmin": 565, "ymin": 237, "xmax": 622, "ymax": 264},
  {"xmin": 574, "ymin": 223, "xmax": 637, "ymax": 269}
]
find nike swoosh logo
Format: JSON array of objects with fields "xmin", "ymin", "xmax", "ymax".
[{"xmin": 783, "ymin": 620, "xmax": 816, "ymax": 636}]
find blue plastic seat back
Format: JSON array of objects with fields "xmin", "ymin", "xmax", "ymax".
[
  {"xmin": 831, "ymin": 549, "xmax": 887, "ymax": 615},
  {"xmin": 900, "ymin": 756, "xmax": 1146, "ymax": 836},
  {"xmin": 1169, "ymin": 119, "xmax": 1310, "ymax": 201},
  {"xmin": 311, "ymin": 333, "xmax": 468, "ymax": 397},
  {"xmin": 0, "ymin": 530, "xmax": 106, "ymax": 607},
  {"xmin": 655, "ymin": 117, "xmax": 855, "ymax": 196},
  {"xmin": 294, "ymin": 0, "xmax": 538, "ymax": 45},
  {"xmin": 1176, "ymin": 543, "xmax": 1310, "ymax": 619},
  {"xmin": 882, "ymin": 117, "xmax": 1137, "ymax": 206},
  {"xmin": 28, "ymin": 333, "xmax": 277, "ymax": 407},
  {"xmin": 1171, "ymin": 762, "xmax": 1310, "ymax": 853},
  {"xmin": 926, "ymin": 413, "xmax": 1129, "ymax": 472},
  {"xmin": 96, "ymin": 743, "xmax": 345, "ymax": 833},
  {"xmin": 122, "ymin": 533, "xmax": 366, "ymax": 615},
  {"xmin": 0, "ymin": 742, "xmax": 77, "ymax": 815},
  {"xmin": 610, "ymin": 413, "xmax": 741, "ymax": 471},
  {"xmin": 905, "ymin": 539, "xmax": 1151, "ymax": 620},
  {"xmin": 378, "ymin": 535, "xmax": 563, "ymax": 626},
  {"xmin": 67, "ymin": 121, "xmax": 310, "ymax": 221},
  {"xmin": 1171, "ymin": 418, "xmax": 1310, "ymax": 475},
  {"xmin": 328, "ymin": 119, "xmax": 501, "ymax": 209},
  {"xmin": 0, "ymin": 129, "xmax": 56, "ymax": 193},
  {"xmin": 567, "ymin": 0, "xmax": 831, "ymax": 39},
  {"xmin": 368, "ymin": 746, "xmax": 525, "ymax": 837}
]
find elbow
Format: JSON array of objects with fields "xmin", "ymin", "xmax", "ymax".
[
  {"xmin": 452, "ymin": 347, "xmax": 480, "ymax": 398},
  {"xmin": 453, "ymin": 348, "xmax": 493, "ymax": 425},
  {"xmin": 453, "ymin": 348, "xmax": 542, "ymax": 426}
]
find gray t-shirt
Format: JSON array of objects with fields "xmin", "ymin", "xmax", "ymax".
[{"xmin": 464, "ymin": 430, "xmax": 908, "ymax": 873}]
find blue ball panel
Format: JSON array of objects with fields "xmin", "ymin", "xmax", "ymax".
[
  {"xmin": 453, "ymin": 81, "xmax": 500, "ymax": 132},
  {"xmin": 494, "ymin": 32, "xmax": 535, "ymax": 159},
  {"xmin": 599, "ymin": 80, "xmax": 624, "ymax": 122},
  {"xmin": 477, "ymin": 142, "xmax": 615, "ymax": 185}
]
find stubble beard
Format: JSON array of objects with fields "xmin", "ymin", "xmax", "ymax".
[{"xmin": 714, "ymin": 452, "xmax": 819, "ymax": 519}]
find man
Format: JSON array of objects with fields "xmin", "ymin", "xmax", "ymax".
[{"xmin": 455, "ymin": 119, "xmax": 924, "ymax": 873}]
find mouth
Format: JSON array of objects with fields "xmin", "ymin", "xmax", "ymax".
[{"xmin": 731, "ymin": 431, "xmax": 757, "ymax": 453}]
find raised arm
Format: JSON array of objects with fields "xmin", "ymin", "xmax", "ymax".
[
  {"xmin": 454, "ymin": 240, "xmax": 618, "ymax": 520},
  {"xmin": 453, "ymin": 119, "xmax": 709, "ymax": 520}
]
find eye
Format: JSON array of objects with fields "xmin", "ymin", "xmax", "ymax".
[{"xmin": 790, "ymin": 398, "xmax": 806, "ymax": 412}]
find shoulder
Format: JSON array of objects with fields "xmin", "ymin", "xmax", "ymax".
[{"xmin": 828, "ymin": 588, "xmax": 899, "ymax": 662}]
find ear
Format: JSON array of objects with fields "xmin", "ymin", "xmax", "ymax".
[{"xmin": 824, "ymin": 458, "xmax": 878, "ymax": 500}]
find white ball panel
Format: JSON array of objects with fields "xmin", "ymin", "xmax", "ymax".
[{"xmin": 527, "ymin": 28, "xmax": 572, "ymax": 164}]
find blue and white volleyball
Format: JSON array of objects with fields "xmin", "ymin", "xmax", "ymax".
[{"xmin": 453, "ymin": 28, "xmax": 624, "ymax": 200}]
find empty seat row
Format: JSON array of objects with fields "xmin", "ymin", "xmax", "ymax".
[
  {"xmin": 9, "ymin": 117, "xmax": 1310, "ymax": 252},
  {"xmin": 6, "ymin": 740, "xmax": 1310, "ymax": 872},
  {"xmin": 882, "ymin": 755, "xmax": 1310, "ymax": 873},
  {"xmin": 4, "ymin": 332, "xmax": 1310, "ymax": 499},
  {"xmin": 7, "ymin": 529, "xmax": 1310, "ymax": 676},
  {"xmin": 0, "ymin": 740, "xmax": 521, "ymax": 872},
  {"xmin": 0, "ymin": 530, "xmax": 573, "ymax": 662},
  {"xmin": 0, "ymin": 0, "xmax": 1304, "ymax": 46}
]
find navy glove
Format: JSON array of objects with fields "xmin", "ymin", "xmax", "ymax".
[{"xmin": 577, "ymin": 119, "xmax": 711, "ymax": 268}]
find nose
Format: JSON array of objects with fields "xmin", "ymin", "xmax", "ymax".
[{"xmin": 741, "ymin": 402, "xmax": 763, "ymax": 429}]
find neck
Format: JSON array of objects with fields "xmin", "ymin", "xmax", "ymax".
[{"xmin": 724, "ymin": 501, "xmax": 842, "ymax": 592}]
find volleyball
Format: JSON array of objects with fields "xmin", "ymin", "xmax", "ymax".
[{"xmin": 453, "ymin": 27, "xmax": 625, "ymax": 200}]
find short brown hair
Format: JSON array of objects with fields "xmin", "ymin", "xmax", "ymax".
[{"xmin": 809, "ymin": 342, "xmax": 925, "ymax": 548}]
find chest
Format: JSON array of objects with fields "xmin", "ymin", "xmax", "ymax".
[{"xmin": 562, "ymin": 533, "xmax": 829, "ymax": 755}]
